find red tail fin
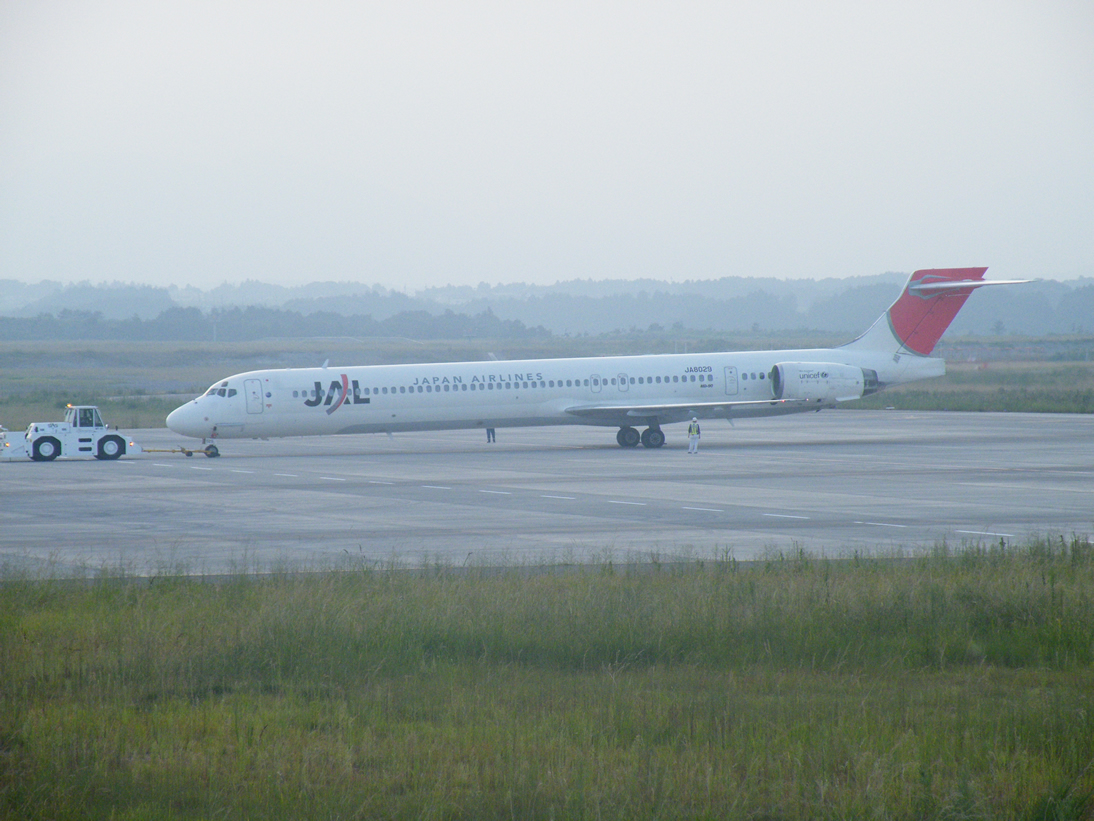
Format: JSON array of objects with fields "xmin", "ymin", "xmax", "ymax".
[{"xmin": 887, "ymin": 267, "xmax": 988, "ymax": 355}]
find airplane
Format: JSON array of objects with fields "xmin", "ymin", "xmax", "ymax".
[{"xmin": 166, "ymin": 267, "xmax": 1025, "ymax": 452}]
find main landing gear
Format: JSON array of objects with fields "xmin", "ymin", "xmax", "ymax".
[{"xmin": 616, "ymin": 426, "xmax": 664, "ymax": 449}]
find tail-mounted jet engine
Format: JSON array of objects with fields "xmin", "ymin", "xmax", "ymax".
[{"xmin": 768, "ymin": 363, "xmax": 879, "ymax": 403}]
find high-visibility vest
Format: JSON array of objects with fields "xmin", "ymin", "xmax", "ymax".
[{"xmin": 688, "ymin": 422, "xmax": 700, "ymax": 436}]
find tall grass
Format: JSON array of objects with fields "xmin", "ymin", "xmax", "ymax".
[
  {"xmin": 2, "ymin": 538, "xmax": 1093, "ymax": 819},
  {"xmin": 855, "ymin": 361, "xmax": 1094, "ymax": 413}
]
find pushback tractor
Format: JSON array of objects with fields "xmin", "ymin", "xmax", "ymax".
[{"xmin": 1, "ymin": 405, "xmax": 143, "ymax": 462}]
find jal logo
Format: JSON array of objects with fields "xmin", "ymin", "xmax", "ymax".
[{"xmin": 304, "ymin": 375, "xmax": 370, "ymax": 414}]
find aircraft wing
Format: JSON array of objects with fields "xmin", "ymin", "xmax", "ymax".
[{"xmin": 564, "ymin": 397, "xmax": 810, "ymax": 423}]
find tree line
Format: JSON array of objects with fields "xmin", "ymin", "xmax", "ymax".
[{"xmin": 0, "ymin": 306, "xmax": 548, "ymax": 342}]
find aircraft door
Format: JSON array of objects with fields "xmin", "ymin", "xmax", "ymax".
[
  {"xmin": 724, "ymin": 367, "xmax": 739, "ymax": 396},
  {"xmin": 590, "ymin": 374, "xmax": 602, "ymax": 393},
  {"xmin": 617, "ymin": 373, "xmax": 629, "ymax": 392},
  {"xmin": 244, "ymin": 379, "xmax": 264, "ymax": 414}
]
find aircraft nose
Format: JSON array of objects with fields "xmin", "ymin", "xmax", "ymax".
[{"xmin": 166, "ymin": 401, "xmax": 206, "ymax": 438}]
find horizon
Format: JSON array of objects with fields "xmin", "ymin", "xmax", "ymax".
[{"xmin": 10, "ymin": 268, "xmax": 1094, "ymax": 297}]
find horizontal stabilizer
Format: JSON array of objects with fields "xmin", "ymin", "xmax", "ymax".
[{"xmin": 908, "ymin": 279, "xmax": 1030, "ymax": 294}]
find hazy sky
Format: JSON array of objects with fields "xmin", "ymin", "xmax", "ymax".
[{"xmin": 2, "ymin": 1, "xmax": 1092, "ymax": 291}]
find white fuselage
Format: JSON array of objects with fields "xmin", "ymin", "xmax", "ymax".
[{"xmin": 165, "ymin": 345, "xmax": 943, "ymax": 441}]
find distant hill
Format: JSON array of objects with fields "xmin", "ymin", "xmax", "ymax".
[{"xmin": 2, "ymin": 274, "xmax": 1093, "ymax": 338}]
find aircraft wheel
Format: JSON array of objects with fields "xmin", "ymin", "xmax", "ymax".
[
  {"xmin": 642, "ymin": 427, "xmax": 665, "ymax": 449},
  {"xmin": 95, "ymin": 435, "xmax": 125, "ymax": 460},
  {"xmin": 204, "ymin": 445, "xmax": 220, "ymax": 458},
  {"xmin": 617, "ymin": 426, "xmax": 640, "ymax": 448},
  {"xmin": 31, "ymin": 437, "xmax": 61, "ymax": 462}
]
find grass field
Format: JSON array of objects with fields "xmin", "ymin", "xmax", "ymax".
[
  {"xmin": 855, "ymin": 361, "xmax": 1094, "ymax": 414},
  {"xmin": 2, "ymin": 539, "xmax": 1093, "ymax": 819},
  {"xmin": 2, "ymin": 340, "xmax": 1092, "ymax": 431}
]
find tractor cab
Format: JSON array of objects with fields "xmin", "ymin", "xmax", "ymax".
[{"xmin": 65, "ymin": 406, "xmax": 105, "ymax": 429}]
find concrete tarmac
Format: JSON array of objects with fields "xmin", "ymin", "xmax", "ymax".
[{"xmin": 2, "ymin": 411, "xmax": 1091, "ymax": 576}]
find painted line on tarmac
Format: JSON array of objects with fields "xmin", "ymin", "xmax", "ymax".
[
  {"xmin": 275, "ymin": 473, "xmax": 298, "ymax": 477},
  {"xmin": 368, "ymin": 480, "xmax": 394, "ymax": 485},
  {"xmin": 320, "ymin": 477, "xmax": 347, "ymax": 482},
  {"xmin": 480, "ymin": 490, "xmax": 512, "ymax": 495},
  {"xmin": 855, "ymin": 521, "xmax": 907, "ymax": 529},
  {"xmin": 231, "ymin": 469, "xmax": 255, "ymax": 474},
  {"xmin": 609, "ymin": 500, "xmax": 646, "ymax": 506},
  {"xmin": 763, "ymin": 513, "xmax": 809, "ymax": 520},
  {"xmin": 957, "ymin": 529, "xmax": 1016, "ymax": 538},
  {"xmin": 541, "ymin": 495, "xmax": 576, "ymax": 500},
  {"xmin": 683, "ymin": 506, "xmax": 723, "ymax": 513},
  {"xmin": 422, "ymin": 485, "xmax": 451, "ymax": 490}
]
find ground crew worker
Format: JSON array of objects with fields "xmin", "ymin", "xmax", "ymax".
[
  {"xmin": 687, "ymin": 417, "xmax": 701, "ymax": 453},
  {"xmin": 486, "ymin": 427, "xmax": 496, "ymax": 443}
]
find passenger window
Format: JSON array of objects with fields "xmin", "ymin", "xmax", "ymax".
[
  {"xmin": 522, "ymin": 382, "xmax": 528, "ymax": 389},
  {"xmin": 759, "ymin": 373, "xmax": 765, "ymax": 380},
  {"xmin": 400, "ymin": 386, "xmax": 406, "ymax": 393}
]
